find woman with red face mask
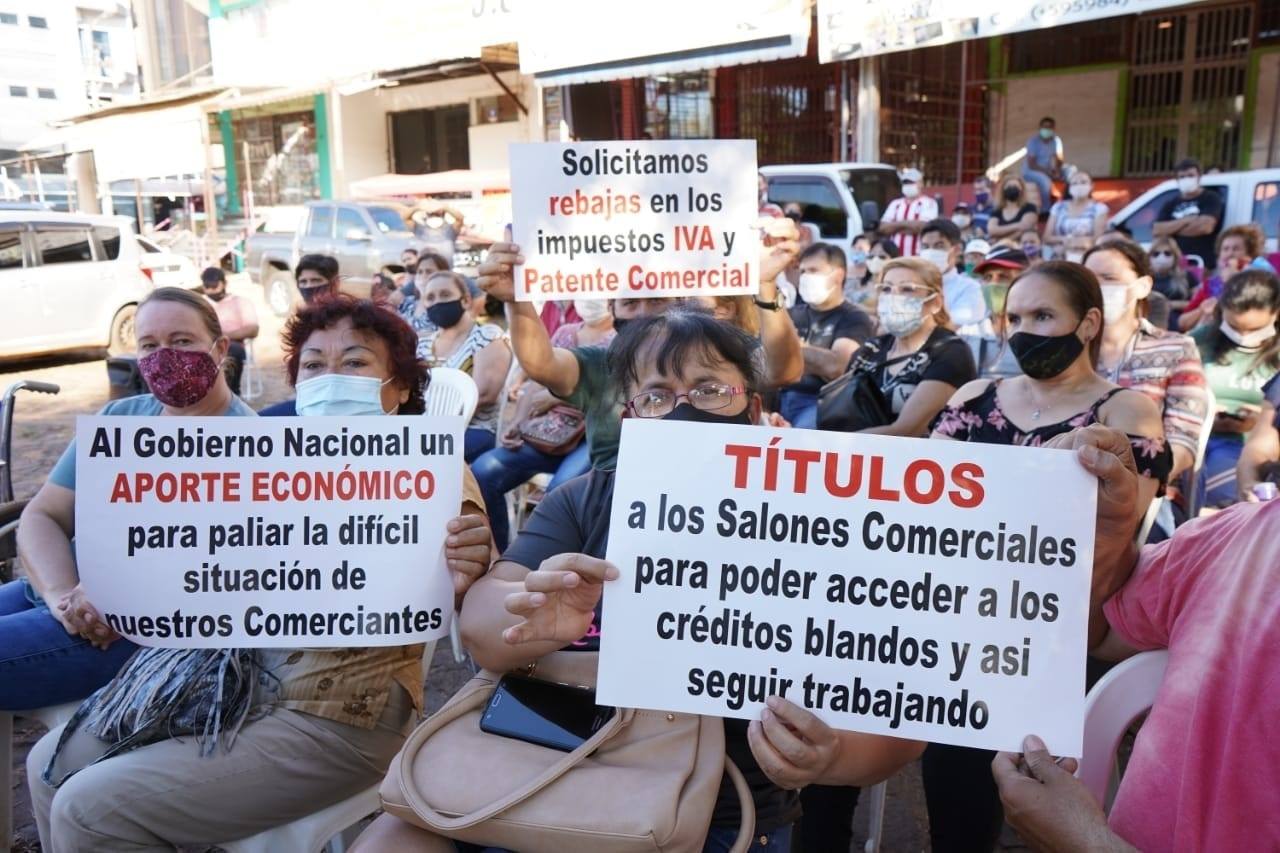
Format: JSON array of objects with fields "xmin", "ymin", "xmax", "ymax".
[{"xmin": 2, "ymin": 287, "xmax": 255, "ymax": 714}]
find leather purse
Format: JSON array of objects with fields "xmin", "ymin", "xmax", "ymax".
[
  {"xmin": 518, "ymin": 405, "xmax": 586, "ymax": 456},
  {"xmin": 379, "ymin": 651, "xmax": 754, "ymax": 853},
  {"xmin": 816, "ymin": 367, "xmax": 894, "ymax": 432}
]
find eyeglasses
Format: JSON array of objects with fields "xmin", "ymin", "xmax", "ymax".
[
  {"xmin": 625, "ymin": 383, "xmax": 745, "ymax": 418},
  {"xmin": 876, "ymin": 282, "xmax": 934, "ymax": 299}
]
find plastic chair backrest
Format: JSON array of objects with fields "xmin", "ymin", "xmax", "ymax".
[
  {"xmin": 1078, "ymin": 649, "xmax": 1170, "ymax": 808},
  {"xmin": 1185, "ymin": 387, "xmax": 1216, "ymax": 518},
  {"xmin": 423, "ymin": 367, "xmax": 478, "ymax": 423}
]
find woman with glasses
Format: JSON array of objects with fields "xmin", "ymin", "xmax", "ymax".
[{"xmin": 833, "ymin": 257, "xmax": 977, "ymax": 436}]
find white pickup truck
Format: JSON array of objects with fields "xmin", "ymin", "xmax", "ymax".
[
  {"xmin": 759, "ymin": 163, "xmax": 900, "ymax": 257},
  {"xmin": 1109, "ymin": 167, "xmax": 1280, "ymax": 255}
]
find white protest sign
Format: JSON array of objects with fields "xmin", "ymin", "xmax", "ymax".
[
  {"xmin": 74, "ymin": 416, "xmax": 465, "ymax": 648},
  {"xmin": 509, "ymin": 140, "xmax": 760, "ymax": 301},
  {"xmin": 598, "ymin": 419, "xmax": 1096, "ymax": 754}
]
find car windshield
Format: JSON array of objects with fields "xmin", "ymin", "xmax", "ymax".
[
  {"xmin": 367, "ymin": 206, "xmax": 410, "ymax": 234},
  {"xmin": 840, "ymin": 168, "xmax": 900, "ymax": 215}
]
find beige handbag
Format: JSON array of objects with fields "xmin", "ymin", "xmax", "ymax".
[{"xmin": 379, "ymin": 652, "xmax": 755, "ymax": 853}]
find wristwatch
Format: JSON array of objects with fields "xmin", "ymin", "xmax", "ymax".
[{"xmin": 754, "ymin": 297, "xmax": 781, "ymax": 312}]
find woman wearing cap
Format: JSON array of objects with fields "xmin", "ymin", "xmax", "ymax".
[{"xmin": 963, "ymin": 239, "xmax": 990, "ymax": 275}]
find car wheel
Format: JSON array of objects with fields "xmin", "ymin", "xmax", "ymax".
[
  {"xmin": 265, "ymin": 269, "xmax": 296, "ymax": 317},
  {"xmin": 108, "ymin": 304, "xmax": 137, "ymax": 356}
]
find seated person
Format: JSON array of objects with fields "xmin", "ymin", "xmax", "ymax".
[
  {"xmin": 1236, "ymin": 374, "xmax": 1279, "ymax": 502},
  {"xmin": 353, "ymin": 310, "xmax": 925, "ymax": 852},
  {"xmin": 199, "ymin": 266, "xmax": 259, "ymax": 396},
  {"xmin": 26, "ymin": 294, "xmax": 494, "ymax": 851},
  {"xmin": 974, "ymin": 246, "xmax": 1031, "ymax": 378},
  {"xmin": 1178, "ymin": 225, "xmax": 1271, "ymax": 331},
  {"xmin": 919, "ymin": 219, "xmax": 987, "ymax": 360},
  {"xmin": 296, "ymin": 253, "xmax": 341, "ymax": 305},
  {"xmin": 1148, "ymin": 237, "xmax": 1193, "ymax": 326},
  {"xmin": 994, "ymin": 425, "xmax": 1280, "ymax": 852}
]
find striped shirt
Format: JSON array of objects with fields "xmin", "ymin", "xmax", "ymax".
[
  {"xmin": 1100, "ymin": 320, "xmax": 1208, "ymax": 457},
  {"xmin": 883, "ymin": 195, "xmax": 939, "ymax": 257}
]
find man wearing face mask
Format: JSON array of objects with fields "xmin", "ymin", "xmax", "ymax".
[
  {"xmin": 919, "ymin": 220, "xmax": 987, "ymax": 362},
  {"xmin": 971, "ymin": 176, "xmax": 996, "ymax": 236},
  {"xmin": 950, "ymin": 202, "xmax": 979, "ymax": 243},
  {"xmin": 1022, "ymin": 116, "xmax": 1064, "ymax": 214},
  {"xmin": 199, "ymin": 267, "xmax": 258, "ymax": 397},
  {"xmin": 1153, "ymin": 158, "xmax": 1224, "ymax": 269},
  {"xmin": 294, "ymin": 254, "xmax": 341, "ymax": 306},
  {"xmin": 779, "ymin": 243, "xmax": 875, "ymax": 430},
  {"xmin": 881, "ymin": 167, "xmax": 938, "ymax": 257},
  {"xmin": 973, "ymin": 246, "xmax": 1030, "ymax": 378}
]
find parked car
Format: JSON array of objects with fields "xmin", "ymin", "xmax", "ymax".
[
  {"xmin": 0, "ymin": 211, "xmax": 153, "ymax": 359},
  {"xmin": 137, "ymin": 235, "xmax": 199, "ymax": 288},
  {"xmin": 759, "ymin": 163, "xmax": 899, "ymax": 257},
  {"xmin": 245, "ymin": 201, "xmax": 420, "ymax": 316},
  {"xmin": 1109, "ymin": 167, "xmax": 1280, "ymax": 259}
]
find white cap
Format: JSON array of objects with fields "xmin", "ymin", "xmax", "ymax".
[
  {"xmin": 965, "ymin": 239, "xmax": 991, "ymax": 256},
  {"xmin": 899, "ymin": 167, "xmax": 923, "ymax": 183}
]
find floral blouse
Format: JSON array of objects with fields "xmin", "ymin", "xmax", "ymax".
[{"xmin": 932, "ymin": 380, "xmax": 1173, "ymax": 488}]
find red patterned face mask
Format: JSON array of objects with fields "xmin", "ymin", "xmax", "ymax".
[{"xmin": 138, "ymin": 345, "xmax": 221, "ymax": 408}]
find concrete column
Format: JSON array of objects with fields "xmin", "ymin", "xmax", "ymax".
[{"xmin": 856, "ymin": 56, "xmax": 881, "ymax": 163}]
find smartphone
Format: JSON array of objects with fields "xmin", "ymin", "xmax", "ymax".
[{"xmin": 480, "ymin": 674, "xmax": 616, "ymax": 752}]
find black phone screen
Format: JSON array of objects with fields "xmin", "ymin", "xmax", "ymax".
[{"xmin": 480, "ymin": 674, "xmax": 616, "ymax": 752}]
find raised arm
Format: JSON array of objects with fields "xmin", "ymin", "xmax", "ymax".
[{"xmin": 755, "ymin": 219, "xmax": 804, "ymax": 387}]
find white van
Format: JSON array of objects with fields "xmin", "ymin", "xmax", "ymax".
[
  {"xmin": 759, "ymin": 163, "xmax": 900, "ymax": 257},
  {"xmin": 0, "ymin": 212, "xmax": 154, "ymax": 359},
  {"xmin": 1109, "ymin": 167, "xmax": 1280, "ymax": 255}
]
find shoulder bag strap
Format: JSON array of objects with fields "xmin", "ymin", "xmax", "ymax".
[{"xmin": 724, "ymin": 757, "xmax": 757, "ymax": 853}]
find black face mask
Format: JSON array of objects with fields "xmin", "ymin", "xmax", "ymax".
[
  {"xmin": 1008, "ymin": 329, "xmax": 1085, "ymax": 380},
  {"xmin": 426, "ymin": 299, "xmax": 466, "ymax": 328},
  {"xmin": 204, "ymin": 289, "xmax": 227, "ymax": 302},
  {"xmin": 1002, "ymin": 186, "xmax": 1021, "ymax": 202},
  {"xmin": 661, "ymin": 402, "xmax": 752, "ymax": 426},
  {"xmin": 611, "ymin": 315, "xmax": 630, "ymax": 334},
  {"xmin": 300, "ymin": 285, "xmax": 327, "ymax": 305}
]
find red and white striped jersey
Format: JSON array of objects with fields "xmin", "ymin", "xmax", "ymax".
[{"xmin": 883, "ymin": 195, "xmax": 939, "ymax": 257}]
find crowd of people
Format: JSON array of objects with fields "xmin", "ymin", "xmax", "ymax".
[{"xmin": 1, "ymin": 146, "xmax": 1277, "ymax": 853}]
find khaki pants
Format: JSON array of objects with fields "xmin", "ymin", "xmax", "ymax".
[{"xmin": 27, "ymin": 687, "xmax": 413, "ymax": 852}]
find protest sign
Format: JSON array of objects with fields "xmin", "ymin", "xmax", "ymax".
[
  {"xmin": 598, "ymin": 419, "xmax": 1096, "ymax": 754},
  {"xmin": 509, "ymin": 140, "xmax": 759, "ymax": 301},
  {"xmin": 74, "ymin": 415, "xmax": 465, "ymax": 648}
]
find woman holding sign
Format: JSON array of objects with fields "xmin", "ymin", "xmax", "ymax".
[
  {"xmin": 352, "ymin": 311, "xmax": 923, "ymax": 852},
  {"xmin": 925, "ymin": 261, "xmax": 1171, "ymax": 852},
  {"xmin": 26, "ymin": 295, "xmax": 497, "ymax": 852},
  {"xmin": 1, "ymin": 287, "xmax": 256, "ymax": 712}
]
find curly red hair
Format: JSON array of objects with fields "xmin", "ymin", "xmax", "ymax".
[{"xmin": 282, "ymin": 295, "xmax": 428, "ymax": 413}]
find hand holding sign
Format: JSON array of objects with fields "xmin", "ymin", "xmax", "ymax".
[
  {"xmin": 446, "ymin": 514, "xmax": 496, "ymax": 607},
  {"xmin": 747, "ymin": 696, "xmax": 841, "ymax": 790},
  {"xmin": 477, "ymin": 242, "xmax": 523, "ymax": 304},
  {"xmin": 992, "ymin": 735, "xmax": 1117, "ymax": 852},
  {"xmin": 503, "ymin": 553, "xmax": 620, "ymax": 645},
  {"xmin": 758, "ymin": 217, "xmax": 801, "ymax": 287}
]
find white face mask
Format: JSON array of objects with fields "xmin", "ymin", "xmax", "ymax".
[
  {"xmin": 1149, "ymin": 253, "xmax": 1175, "ymax": 272},
  {"xmin": 865, "ymin": 256, "xmax": 887, "ymax": 275},
  {"xmin": 951, "ymin": 214, "xmax": 971, "ymax": 229},
  {"xmin": 296, "ymin": 374, "xmax": 393, "ymax": 417},
  {"xmin": 878, "ymin": 293, "xmax": 932, "ymax": 337},
  {"xmin": 902, "ymin": 183, "xmax": 920, "ymax": 199},
  {"xmin": 1220, "ymin": 320, "xmax": 1276, "ymax": 349},
  {"xmin": 799, "ymin": 272, "xmax": 837, "ymax": 306},
  {"xmin": 919, "ymin": 248, "xmax": 952, "ymax": 274},
  {"xmin": 573, "ymin": 299, "xmax": 610, "ymax": 324},
  {"xmin": 1065, "ymin": 250, "xmax": 1085, "ymax": 264},
  {"xmin": 1100, "ymin": 284, "xmax": 1134, "ymax": 324},
  {"xmin": 1069, "ymin": 183, "xmax": 1092, "ymax": 200},
  {"xmin": 1177, "ymin": 175, "xmax": 1200, "ymax": 194}
]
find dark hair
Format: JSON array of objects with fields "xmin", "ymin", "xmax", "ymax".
[
  {"xmin": 869, "ymin": 237, "xmax": 900, "ymax": 258},
  {"xmin": 401, "ymin": 247, "xmax": 419, "ymax": 258},
  {"xmin": 1040, "ymin": 116, "xmax": 1055, "ymax": 126},
  {"xmin": 1009, "ymin": 260, "xmax": 1105, "ymax": 363},
  {"xmin": 1084, "ymin": 240, "xmax": 1152, "ymax": 279},
  {"xmin": 295, "ymin": 253, "xmax": 339, "ymax": 282},
  {"xmin": 921, "ymin": 218, "xmax": 962, "ymax": 248},
  {"xmin": 1174, "ymin": 158, "xmax": 1202, "ymax": 174},
  {"xmin": 608, "ymin": 310, "xmax": 763, "ymax": 397},
  {"xmin": 799, "ymin": 242, "xmax": 847, "ymax": 271},
  {"xmin": 416, "ymin": 251, "xmax": 450, "ymax": 273},
  {"xmin": 200, "ymin": 266, "xmax": 226, "ymax": 286},
  {"xmin": 424, "ymin": 270, "xmax": 471, "ymax": 302},
  {"xmin": 138, "ymin": 286, "xmax": 223, "ymax": 341},
  {"xmin": 282, "ymin": 295, "xmax": 427, "ymax": 414},
  {"xmin": 1208, "ymin": 269, "xmax": 1280, "ymax": 372}
]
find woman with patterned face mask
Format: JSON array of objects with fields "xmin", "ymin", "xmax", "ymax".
[{"xmin": 836, "ymin": 258, "xmax": 977, "ymax": 437}]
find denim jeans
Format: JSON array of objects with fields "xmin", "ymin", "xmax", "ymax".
[
  {"xmin": 701, "ymin": 823, "xmax": 792, "ymax": 852},
  {"xmin": 464, "ymin": 427, "xmax": 497, "ymax": 463},
  {"xmin": 779, "ymin": 390, "xmax": 818, "ymax": 430},
  {"xmin": 0, "ymin": 578, "xmax": 137, "ymax": 711},
  {"xmin": 1020, "ymin": 165, "xmax": 1054, "ymax": 213},
  {"xmin": 471, "ymin": 442, "xmax": 591, "ymax": 548}
]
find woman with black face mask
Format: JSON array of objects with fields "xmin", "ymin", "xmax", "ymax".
[
  {"xmin": 985, "ymin": 176, "xmax": 1040, "ymax": 242},
  {"xmin": 920, "ymin": 261, "xmax": 1170, "ymax": 853},
  {"xmin": 416, "ymin": 270, "xmax": 512, "ymax": 461}
]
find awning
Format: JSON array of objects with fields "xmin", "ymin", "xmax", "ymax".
[
  {"xmin": 350, "ymin": 169, "xmax": 511, "ymax": 200},
  {"xmin": 205, "ymin": 85, "xmax": 327, "ymax": 114},
  {"xmin": 521, "ymin": 0, "xmax": 811, "ymax": 87}
]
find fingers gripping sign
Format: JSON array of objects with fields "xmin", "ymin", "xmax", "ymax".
[
  {"xmin": 747, "ymin": 696, "xmax": 840, "ymax": 790},
  {"xmin": 477, "ymin": 242, "xmax": 523, "ymax": 304},
  {"xmin": 503, "ymin": 553, "xmax": 620, "ymax": 646}
]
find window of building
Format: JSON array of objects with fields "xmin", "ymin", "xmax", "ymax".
[
  {"xmin": 1007, "ymin": 19, "xmax": 1129, "ymax": 73},
  {"xmin": 642, "ymin": 72, "xmax": 712, "ymax": 139},
  {"xmin": 0, "ymin": 12, "xmax": 17, "ymax": 25},
  {"xmin": 92, "ymin": 226, "xmax": 121, "ymax": 261},
  {"xmin": 475, "ymin": 94, "xmax": 518, "ymax": 125},
  {"xmin": 230, "ymin": 108, "xmax": 320, "ymax": 207},
  {"xmin": 8, "ymin": 86, "xmax": 27, "ymax": 97},
  {"xmin": 35, "ymin": 228, "xmax": 93, "ymax": 265},
  {"xmin": 542, "ymin": 87, "xmax": 565, "ymax": 140},
  {"xmin": 390, "ymin": 105, "xmax": 470, "ymax": 174},
  {"xmin": 731, "ymin": 57, "xmax": 842, "ymax": 165},
  {"xmin": 37, "ymin": 88, "xmax": 55, "ymax": 100},
  {"xmin": 0, "ymin": 227, "xmax": 23, "ymax": 270},
  {"xmin": 27, "ymin": 15, "xmax": 46, "ymax": 28}
]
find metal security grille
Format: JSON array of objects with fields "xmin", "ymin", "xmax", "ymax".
[
  {"xmin": 1123, "ymin": 3, "xmax": 1252, "ymax": 176},
  {"xmin": 728, "ymin": 55, "xmax": 842, "ymax": 165},
  {"xmin": 642, "ymin": 72, "xmax": 714, "ymax": 139}
]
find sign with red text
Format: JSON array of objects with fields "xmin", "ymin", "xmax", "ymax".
[
  {"xmin": 509, "ymin": 140, "xmax": 760, "ymax": 301},
  {"xmin": 74, "ymin": 416, "xmax": 464, "ymax": 648},
  {"xmin": 598, "ymin": 420, "xmax": 1096, "ymax": 754}
]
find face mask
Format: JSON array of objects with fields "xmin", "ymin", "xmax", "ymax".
[
  {"xmin": 865, "ymin": 256, "xmax": 887, "ymax": 275},
  {"xmin": 1069, "ymin": 184, "xmax": 1091, "ymax": 200},
  {"xmin": 920, "ymin": 248, "xmax": 952, "ymax": 274},
  {"xmin": 204, "ymin": 289, "xmax": 227, "ymax": 302},
  {"xmin": 300, "ymin": 285, "xmax": 329, "ymax": 305},
  {"xmin": 799, "ymin": 272, "xmax": 836, "ymax": 306},
  {"xmin": 1177, "ymin": 176, "xmax": 1199, "ymax": 194},
  {"xmin": 974, "ymin": 191, "xmax": 990, "ymax": 206},
  {"xmin": 902, "ymin": 183, "xmax": 920, "ymax": 199},
  {"xmin": 661, "ymin": 402, "xmax": 752, "ymax": 426},
  {"xmin": 1220, "ymin": 320, "xmax": 1276, "ymax": 349},
  {"xmin": 1008, "ymin": 328, "xmax": 1085, "ymax": 380},
  {"xmin": 1022, "ymin": 243, "xmax": 1041, "ymax": 257},
  {"xmin": 139, "ymin": 345, "xmax": 222, "ymax": 408},
  {"xmin": 296, "ymin": 374, "xmax": 393, "ymax": 417},
  {"xmin": 952, "ymin": 214, "xmax": 971, "ymax": 229},
  {"xmin": 573, "ymin": 299, "xmax": 610, "ymax": 324},
  {"xmin": 1150, "ymin": 253, "xmax": 1174, "ymax": 272},
  {"xmin": 1039, "ymin": 128, "xmax": 1054, "ymax": 140},
  {"xmin": 611, "ymin": 315, "xmax": 630, "ymax": 334},
  {"xmin": 1101, "ymin": 284, "xmax": 1134, "ymax": 324},
  {"xmin": 878, "ymin": 293, "xmax": 932, "ymax": 337},
  {"xmin": 1065, "ymin": 251, "xmax": 1085, "ymax": 264},
  {"xmin": 1003, "ymin": 186, "xmax": 1021, "ymax": 202},
  {"xmin": 849, "ymin": 250, "xmax": 867, "ymax": 265},
  {"xmin": 963, "ymin": 261, "xmax": 977, "ymax": 274},
  {"xmin": 983, "ymin": 283, "xmax": 1010, "ymax": 315},
  {"xmin": 426, "ymin": 299, "xmax": 465, "ymax": 328}
]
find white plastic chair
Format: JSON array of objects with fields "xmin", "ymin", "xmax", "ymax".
[
  {"xmin": 2, "ymin": 702, "xmax": 81, "ymax": 846},
  {"xmin": 1077, "ymin": 649, "xmax": 1170, "ymax": 810},
  {"xmin": 1186, "ymin": 387, "xmax": 1216, "ymax": 518},
  {"xmin": 422, "ymin": 367, "xmax": 478, "ymax": 664},
  {"xmin": 220, "ymin": 640, "xmax": 439, "ymax": 853},
  {"xmin": 239, "ymin": 337, "xmax": 265, "ymax": 402}
]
